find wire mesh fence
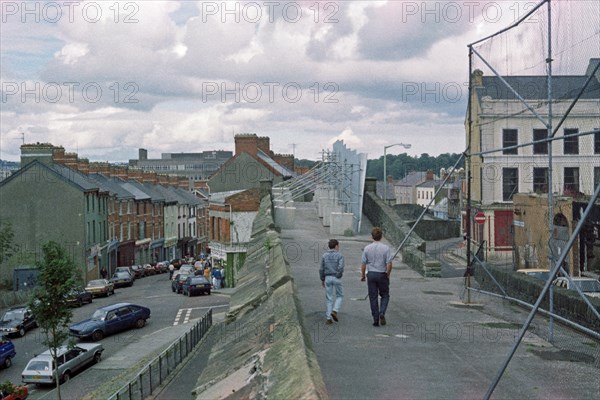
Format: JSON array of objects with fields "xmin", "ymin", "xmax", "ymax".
[
  {"xmin": 108, "ymin": 308, "xmax": 213, "ymax": 400},
  {"xmin": 462, "ymin": 0, "xmax": 599, "ymax": 398}
]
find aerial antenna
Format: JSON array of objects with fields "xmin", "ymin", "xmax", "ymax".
[
  {"xmin": 290, "ymin": 143, "xmax": 297, "ymax": 157},
  {"xmin": 20, "ymin": 132, "xmax": 25, "ymax": 144}
]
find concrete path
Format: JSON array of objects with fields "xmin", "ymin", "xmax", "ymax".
[{"xmin": 281, "ymin": 202, "xmax": 599, "ymax": 400}]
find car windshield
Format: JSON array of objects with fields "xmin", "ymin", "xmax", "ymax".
[
  {"xmin": 91, "ymin": 309, "xmax": 108, "ymax": 321},
  {"xmin": 27, "ymin": 360, "xmax": 51, "ymax": 371},
  {"xmin": 191, "ymin": 277, "xmax": 208, "ymax": 284},
  {"xmin": 88, "ymin": 280, "xmax": 106, "ymax": 287},
  {"xmin": 575, "ymin": 280, "xmax": 600, "ymax": 292},
  {"xmin": 113, "ymin": 272, "xmax": 130, "ymax": 278},
  {"xmin": 1, "ymin": 310, "xmax": 24, "ymax": 322}
]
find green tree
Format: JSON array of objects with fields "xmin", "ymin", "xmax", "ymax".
[{"xmin": 28, "ymin": 241, "xmax": 78, "ymax": 399}]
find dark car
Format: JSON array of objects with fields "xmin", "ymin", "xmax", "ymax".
[
  {"xmin": 143, "ymin": 264, "xmax": 156, "ymax": 276},
  {"xmin": 155, "ymin": 261, "xmax": 169, "ymax": 274},
  {"xmin": 0, "ymin": 307, "xmax": 37, "ymax": 338},
  {"xmin": 115, "ymin": 267, "xmax": 135, "ymax": 281},
  {"xmin": 0, "ymin": 335, "xmax": 16, "ymax": 368},
  {"xmin": 182, "ymin": 276, "xmax": 211, "ymax": 296},
  {"xmin": 65, "ymin": 288, "xmax": 93, "ymax": 307},
  {"xmin": 110, "ymin": 272, "xmax": 134, "ymax": 288},
  {"xmin": 69, "ymin": 303, "xmax": 151, "ymax": 342},
  {"xmin": 171, "ymin": 273, "xmax": 190, "ymax": 294},
  {"xmin": 130, "ymin": 265, "xmax": 146, "ymax": 278}
]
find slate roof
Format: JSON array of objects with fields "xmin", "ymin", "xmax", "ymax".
[
  {"xmin": 396, "ymin": 172, "xmax": 432, "ymax": 187},
  {"xmin": 209, "ymin": 190, "xmax": 246, "ymax": 205},
  {"xmin": 375, "ymin": 181, "xmax": 396, "ymax": 200},
  {"xmin": 51, "ymin": 163, "xmax": 98, "ymax": 191},
  {"xmin": 118, "ymin": 180, "xmax": 151, "ymax": 201},
  {"xmin": 477, "ymin": 75, "xmax": 600, "ymax": 102},
  {"xmin": 88, "ymin": 173, "xmax": 135, "ymax": 199},
  {"xmin": 256, "ymin": 149, "xmax": 295, "ymax": 177}
]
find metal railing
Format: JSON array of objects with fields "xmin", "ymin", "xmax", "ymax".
[{"xmin": 109, "ymin": 308, "xmax": 213, "ymax": 400}]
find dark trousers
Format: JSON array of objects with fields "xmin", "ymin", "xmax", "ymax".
[{"xmin": 367, "ymin": 272, "xmax": 390, "ymax": 321}]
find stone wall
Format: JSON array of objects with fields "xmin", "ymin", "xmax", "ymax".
[
  {"xmin": 410, "ymin": 219, "xmax": 461, "ymax": 241},
  {"xmin": 362, "ymin": 192, "xmax": 441, "ymax": 277},
  {"xmin": 473, "ymin": 265, "xmax": 600, "ymax": 333},
  {"xmin": 193, "ymin": 195, "xmax": 328, "ymax": 399}
]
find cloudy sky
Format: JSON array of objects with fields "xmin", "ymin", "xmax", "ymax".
[{"xmin": 1, "ymin": 0, "xmax": 598, "ymax": 162}]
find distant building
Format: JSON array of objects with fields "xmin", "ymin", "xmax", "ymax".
[
  {"xmin": 129, "ymin": 148, "xmax": 232, "ymax": 184},
  {"xmin": 394, "ymin": 171, "xmax": 436, "ymax": 205},
  {"xmin": 208, "ymin": 134, "xmax": 295, "ymax": 193}
]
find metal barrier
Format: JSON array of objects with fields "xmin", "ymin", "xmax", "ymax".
[{"xmin": 108, "ymin": 308, "xmax": 213, "ymax": 400}]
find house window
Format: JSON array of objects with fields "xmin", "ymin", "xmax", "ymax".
[
  {"xmin": 594, "ymin": 167, "xmax": 600, "ymax": 192},
  {"xmin": 564, "ymin": 167, "xmax": 580, "ymax": 193},
  {"xmin": 502, "ymin": 168, "xmax": 518, "ymax": 201},
  {"xmin": 533, "ymin": 168, "xmax": 548, "ymax": 193},
  {"xmin": 563, "ymin": 128, "xmax": 579, "ymax": 154},
  {"xmin": 502, "ymin": 129, "xmax": 518, "ymax": 155},
  {"xmin": 595, "ymin": 129, "xmax": 600, "ymax": 154},
  {"xmin": 533, "ymin": 129, "xmax": 548, "ymax": 154}
]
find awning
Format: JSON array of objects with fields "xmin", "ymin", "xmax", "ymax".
[{"xmin": 151, "ymin": 238, "xmax": 165, "ymax": 249}]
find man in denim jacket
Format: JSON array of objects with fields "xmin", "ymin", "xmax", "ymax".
[{"xmin": 320, "ymin": 239, "xmax": 345, "ymax": 324}]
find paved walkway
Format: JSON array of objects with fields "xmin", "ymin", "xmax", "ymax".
[{"xmin": 281, "ymin": 202, "xmax": 599, "ymax": 400}]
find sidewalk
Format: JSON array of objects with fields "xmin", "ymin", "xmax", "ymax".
[{"xmin": 281, "ymin": 202, "xmax": 599, "ymax": 400}]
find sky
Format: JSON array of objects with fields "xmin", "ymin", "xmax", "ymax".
[{"xmin": 1, "ymin": 0, "xmax": 598, "ymax": 162}]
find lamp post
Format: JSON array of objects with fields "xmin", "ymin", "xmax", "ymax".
[{"xmin": 383, "ymin": 143, "xmax": 412, "ymax": 205}]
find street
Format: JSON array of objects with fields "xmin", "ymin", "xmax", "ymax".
[{"xmin": 0, "ymin": 272, "xmax": 229, "ymax": 399}]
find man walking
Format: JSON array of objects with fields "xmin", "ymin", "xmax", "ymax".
[
  {"xmin": 361, "ymin": 227, "xmax": 393, "ymax": 327},
  {"xmin": 320, "ymin": 239, "xmax": 344, "ymax": 325}
]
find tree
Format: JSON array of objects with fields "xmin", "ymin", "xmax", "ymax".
[
  {"xmin": 0, "ymin": 220, "xmax": 14, "ymax": 264},
  {"xmin": 28, "ymin": 241, "xmax": 78, "ymax": 399}
]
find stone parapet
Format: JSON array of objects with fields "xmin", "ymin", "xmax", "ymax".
[{"xmin": 193, "ymin": 195, "xmax": 328, "ymax": 400}]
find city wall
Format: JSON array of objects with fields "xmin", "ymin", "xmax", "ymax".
[{"xmin": 192, "ymin": 195, "xmax": 327, "ymax": 399}]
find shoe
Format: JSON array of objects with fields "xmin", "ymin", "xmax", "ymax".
[
  {"xmin": 380, "ymin": 315, "xmax": 386, "ymax": 326},
  {"xmin": 331, "ymin": 311, "xmax": 338, "ymax": 322},
  {"xmin": 372, "ymin": 321, "xmax": 380, "ymax": 327},
  {"xmin": 326, "ymin": 319, "xmax": 333, "ymax": 325}
]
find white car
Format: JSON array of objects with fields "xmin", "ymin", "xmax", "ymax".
[
  {"xmin": 552, "ymin": 277, "xmax": 600, "ymax": 298},
  {"xmin": 21, "ymin": 343, "xmax": 104, "ymax": 385}
]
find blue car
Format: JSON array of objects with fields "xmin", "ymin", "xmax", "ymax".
[
  {"xmin": 69, "ymin": 303, "xmax": 151, "ymax": 342},
  {"xmin": 0, "ymin": 335, "xmax": 16, "ymax": 368}
]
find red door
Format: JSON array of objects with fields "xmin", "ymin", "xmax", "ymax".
[{"xmin": 494, "ymin": 210, "xmax": 513, "ymax": 250}]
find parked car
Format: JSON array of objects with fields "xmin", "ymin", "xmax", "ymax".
[
  {"xmin": 0, "ymin": 307, "xmax": 37, "ymax": 338},
  {"xmin": 171, "ymin": 273, "xmax": 190, "ymax": 294},
  {"xmin": 182, "ymin": 276, "xmax": 211, "ymax": 296},
  {"xmin": 21, "ymin": 343, "xmax": 103, "ymax": 385},
  {"xmin": 130, "ymin": 265, "xmax": 146, "ymax": 278},
  {"xmin": 143, "ymin": 264, "xmax": 156, "ymax": 276},
  {"xmin": 516, "ymin": 268, "xmax": 551, "ymax": 281},
  {"xmin": 115, "ymin": 267, "xmax": 135, "ymax": 280},
  {"xmin": 110, "ymin": 272, "xmax": 134, "ymax": 288},
  {"xmin": 65, "ymin": 288, "xmax": 93, "ymax": 307},
  {"xmin": 0, "ymin": 335, "xmax": 16, "ymax": 368},
  {"xmin": 0, "ymin": 382, "xmax": 28, "ymax": 400},
  {"xmin": 84, "ymin": 279, "xmax": 115, "ymax": 298},
  {"xmin": 552, "ymin": 277, "xmax": 600, "ymax": 298},
  {"xmin": 155, "ymin": 261, "xmax": 169, "ymax": 274},
  {"xmin": 69, "ymin": 303, "xmax": 151, "ymax": 341},
  {"xmin": 179, "ymin": 264, "xmax": 195, "ymax": 275}
]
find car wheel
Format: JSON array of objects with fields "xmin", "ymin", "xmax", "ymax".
[
  {"xmin": 18, "ymin": 327, "xmax": 25, "ymax": 337},
  {"xmin": 61, "ymin": 371, "xmax": 70, "ymax": 384},
  {"xmin": 112, "ymin": 289, "xmax": 115, "ymax": 295},
  {"xmin": 91, "ymin": 330, "xmax": 104, "ymax": 341},
  {"xmin": 94, "ymin": 352, "xmax": 102, "ymax": 364},
  {"xmin": 207, "ymin": 290, "xmax": 211, "ymax": 295},
  {"xmin": 4, "ymin": 357, "xmax": 12, "ymax": 368},
  {"xmin": 78, "ymin": 298, "xmax": 83, "ymax": 307},
  {"xmin": 187, "ymin": 290, "xmax": 192, "ymax": 297},
  {"xmin": 135, "ymin": 318, "xmax": 146, "ymax": 329},
  {"xmin": 172, "ymin": 286, "xmax": 175, "ymax": 292}
]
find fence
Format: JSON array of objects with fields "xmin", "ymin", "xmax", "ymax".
[{"xmin": 108, "ymin": 308, "xmax": 213, "ymax": 400}]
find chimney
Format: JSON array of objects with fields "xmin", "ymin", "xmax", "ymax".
[
  {"xmin": 273, "ymin": 154, "xmax": 294, "ymax": 170},
  {"xmin": 142, "ymin": 171, "xmax": 158, "ymax": 184},
  {"xmin": 128, "ymin": 168, "xmax": 143, "ymax": 182},
  {"xmin": 89, "ymin": 162, "xmax": 111, "ymax": 175},
  {"xmin": 178, "ymin": 176, "xmax": 189, "ymax": 189},
  {"xmin": 364, "ymin": 177, "xmax": 377, "ymax": 193},
  {"xmin": 386, "ymin": 175, "xmax": 394, "ymax": 184},
  {"xmin": 63, "ymin": 152, "xmax": 78, "ymax": 169},
  {"xmin": 76, "ymin": 158, "xmax": 90, "ymax": 175},
  {"xmin": 471, "ymin": 69, "xmax": 484, "ymax": 87},
  {"xmin": 168, "ymin": 175, "xmax": 179, "ymax": 187},
  {"xmin": 426, "ymin": 170, "xmax": 434, "ymax": 181},
  {"xmin": 20, "ymin": 143, "xmax": 59, "ymax": 167},
  {"xmin": 157, "ymin": 174, "xmax": 169, "ymax": 185},
  {"xmin": 234, "ymin": 133, "xmax": 258, "ymax": 156},
  {"xmin": 110, "ymin": 165, "xmax": 128, "ymax": 180},
  {"xmin": 257, "ymin": 136, "xmax": 271, "ymax": 155},
  {"xmin": 139, "ymin": 148, "xmax": 148, "ymax": 161}
]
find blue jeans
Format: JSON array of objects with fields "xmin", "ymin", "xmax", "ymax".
[
  {"xmin": 367, "ymin": 272, "xmax": 390, "ymax": 320},
  {"xmin": 325, "ymin": 275, "xmax": 343, "ymax": 320}
]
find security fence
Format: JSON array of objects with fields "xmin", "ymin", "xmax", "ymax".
[{"xmin": 108, "ymin": 309, "xmax": 213, "ymax": 400}]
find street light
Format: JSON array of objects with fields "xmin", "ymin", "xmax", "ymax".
[{"xmin": 383, "ymin": 143, "xmax": 412, "ymax": 204}]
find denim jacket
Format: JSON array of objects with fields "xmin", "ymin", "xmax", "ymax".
[{"xmin": 320, "ymin": 249, "xmax": 344, "ymax": 281}]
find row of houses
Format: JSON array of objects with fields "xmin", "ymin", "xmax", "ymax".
[{"xmin": 0, "ymin": 134, "xmax": 297, "ymax": 286}]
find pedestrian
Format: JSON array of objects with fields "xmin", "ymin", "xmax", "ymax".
[
  {"xmin": 213, "ymin": 267, "xmax": 221, "ymax": 289},
  {"xmin": 168, "ymin": 263, "xmax": 175, "ymax": 280},
  {"xmin": 319, "ymin": 239, "xmax": 344, "ymax": 325},
  {"xmin": 360, "ymin": 227, "xmax": 393, "ymax": 327},
  {"xmin": 100, "ymin": 267, "xmax": 107, "ymax": 280}
]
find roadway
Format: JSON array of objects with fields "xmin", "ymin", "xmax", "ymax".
[{"xmin": 0, "ymin": 271, "xmax": 229, "ymax": 399}]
